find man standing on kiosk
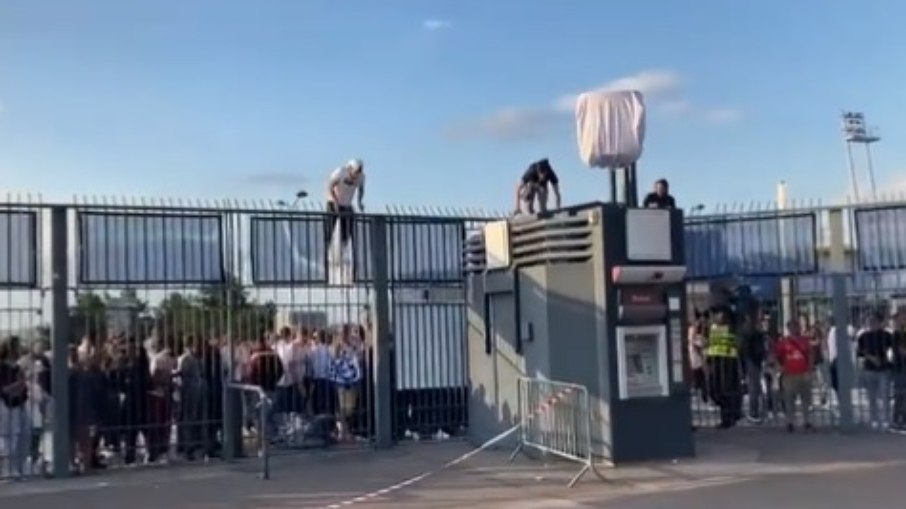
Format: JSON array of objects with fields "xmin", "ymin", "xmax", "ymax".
[
  {"xmin": 706, "ymin": 310, "xmax": 742, "ymax": 428},
  {"xmin": 514, "ymin": 158, "xmax": 561, "ymax": 215}
]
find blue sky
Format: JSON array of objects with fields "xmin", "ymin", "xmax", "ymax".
[{"xmin": 1, "ymin": 0, "xmax": 905, "ymax": 213}]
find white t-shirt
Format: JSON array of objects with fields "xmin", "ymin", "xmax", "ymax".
[
  {"xmin": 327, "ymin": 165, "xmax": 365, "ymax": 206},
  {"xmin": 826, "ymin": 325, "xmax": 857, "ymax": 362},
  {"xmin": 275, "ymin": 339, "xmax": 308, "ymax": 387}
]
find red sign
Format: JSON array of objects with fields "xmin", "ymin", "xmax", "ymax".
[{"xmin": 620, "ymin": 288, "xmax": 664, "ymax": 306}]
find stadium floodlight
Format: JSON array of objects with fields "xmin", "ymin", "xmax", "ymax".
[{"xmin": 841, "ymin": 111, "xmax": 881, "ymax": 202}]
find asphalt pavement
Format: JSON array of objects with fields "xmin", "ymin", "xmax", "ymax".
[{"xmin": 2, "ymin": 428, "xmax": 906, "ymax": 509}]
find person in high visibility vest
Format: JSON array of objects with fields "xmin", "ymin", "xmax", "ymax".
[{"xmin": 706, "ymin": 310, "xmax": 743, "ymax": 428}]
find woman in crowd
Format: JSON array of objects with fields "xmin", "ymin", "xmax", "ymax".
[
  {"xmin": 0, "ymin": 336, "xmax": 29, "ymax": 478},
  {"xmin": 687, "ymin": 313, "xmax": 710, "ymax": 405},
  {"xmin": 18, "ymin": 338, "xmax": 50, "ymax": 474},
  {"xmin": 331, "ymin": 328, "xmax": 363, "ymax": 443}
]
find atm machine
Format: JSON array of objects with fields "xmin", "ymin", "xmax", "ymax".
[{"xmin": 603, "ymin": 206, "xmax": 693, "ymax": 462}]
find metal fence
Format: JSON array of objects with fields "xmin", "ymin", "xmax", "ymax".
[
  {"xmin": 7, "ymin": 193, "xmax": 906, "ymax": 479},
  {"xmin": 685, "ymin": 198, "xmax": 906, "ymax": 434},
  {"xmin": 0, "ymin": 196, "xmax": 499, "ymax": 480},
  {"xmin": 509, "ymin": 377, "xmax": 603, "ymax": 488}
]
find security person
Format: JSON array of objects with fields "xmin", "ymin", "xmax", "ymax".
[{"xmin": 706, "ymin": 310, "xmax": 743, "ymax": 428}]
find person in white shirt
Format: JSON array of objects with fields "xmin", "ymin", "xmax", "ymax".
[
  {"xmin": 274, "ymin": 328, "xmax": 307, "ymax": 415},
  {"xmin": 325, "ymin": 158, "xmax": 366, "ymax": 252},
  {"xmin": 307, "ymin": 330, "xmax": 335, "ymax": 416},
  {"xmin": 826, "ymin": 323, "xmax": 856, "ymax": 396}
]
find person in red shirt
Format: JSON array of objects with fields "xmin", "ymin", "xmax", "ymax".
[{"xmin": 774, "ymin": 320, "xmax": 814, "ymax": 432}]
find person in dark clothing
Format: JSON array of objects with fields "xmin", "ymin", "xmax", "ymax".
[
  {"xmin": 515, "ymin": 158, "xmax": 561, "ymax": 214},
  {"xmin": 201, "ymin": 338, "xmax": 224, "ymax": 457},
  {"xmin": 248, "ymin": 337, "xmax": 284, "ymax": 437},
  {"xmin": 642, "ymin": 178, "xmax": 676, "ymax": 209},
  {"xmin": 891, "ymin": 311, "xmax": 906, "ymax": 430},
  {"xmin": 106, "ymin": 337, "xmax": 151, "ymax": 465},
  {"xmin": 1, "ymin": 337, "xmax": 29, "ymax": 478},
  {"xmin": 857, "ymin": 312, "xmax": 895, "ymax": 428},
  {"xmin": 69, "ymin": 346, "xmax": 107, "ymax": 472},
  {"xmin": 739, "ymin": 316, "xmax": 768, "ymax": 422},
  {"xmin": 706, "ymin": 311, "xmax": 743, "ymax": 428}
]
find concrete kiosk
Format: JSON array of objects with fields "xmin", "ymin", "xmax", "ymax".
[{"xmin": 465, "ymin": 202, "xmax": 694, "ymax": 464}]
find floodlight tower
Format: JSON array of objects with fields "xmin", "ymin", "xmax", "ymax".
[{"xmin": 841, "ymin": 111, "xmax": 881, "ymax": 202}]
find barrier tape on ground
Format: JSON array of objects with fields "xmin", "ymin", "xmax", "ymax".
[{"xmin": 321, "ymin": 385, "xmax": 577, "ymax": 509}]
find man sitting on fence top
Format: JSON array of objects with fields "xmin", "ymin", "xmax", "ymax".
[{"xmin": 325, "ymin": 158, "xmax": 366, "ymax": 254}]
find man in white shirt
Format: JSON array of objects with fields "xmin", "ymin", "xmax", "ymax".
[
  {"xmin": 325, "ymin": 159, "xmax": 366, "ymax": 252},
  {"xmin": 826, "ymin": 323, "xmax": 857, "ymax": 397}
]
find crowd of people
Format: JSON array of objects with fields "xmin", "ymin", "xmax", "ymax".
[
  {"xmin": 689, "ymin": 307, "xmax": 906, "ymax": 432},
  {"xmin": 0, "ymin": 322, "xmax": 372, "ymax": 479}
]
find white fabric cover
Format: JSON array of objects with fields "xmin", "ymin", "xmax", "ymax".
[{"xmin": 575, "ymin": 89, "xmax": 646, "ymax": 169}]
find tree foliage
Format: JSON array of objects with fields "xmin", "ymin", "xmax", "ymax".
[{"xmin": 69, "ymin": 276, "xmax": 276, "ymax": 343}]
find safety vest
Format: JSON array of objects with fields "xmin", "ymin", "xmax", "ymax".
[{"xmin": 707, "ymin": 324, "xmax": 738, "ymax": 358}]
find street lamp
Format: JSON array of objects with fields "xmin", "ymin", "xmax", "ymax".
[{"xmin": 276, "ymin": 190, "xmax": 309, "ymax": 209}]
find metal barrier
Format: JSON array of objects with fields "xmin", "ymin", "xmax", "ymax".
[
  {"xmin": 509, "ymin": 377, "xmax": 604, "ymax": 488},
  {"xmin": 227, "ymin": 383, "xmax": 272, "ymax": 479}
]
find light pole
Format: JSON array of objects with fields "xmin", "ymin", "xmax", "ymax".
[
  {"xmin": 841, "ymin": 111, "xmax": 881, "ymax": 202},
  {"xmin": 276, "ymin": 190, "xmax": 308, "ymax": 209}
]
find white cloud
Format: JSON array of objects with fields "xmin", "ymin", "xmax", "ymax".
[
  {"xmin": 661, "ymin": 99, "xmax": 694, "ymax": 115},
  {"xmin": 423, "ymin": 19, "xmax": 452, "ymax": 31},
  {"xmin": 702, "ymin": 107, "xmax": 743, "ymax": 125},
  {"xmin": 448, "ymin": 69, "xmax": 741, "ymax": 141},
  {"xmin": 553, "ymin": 69, "xmax": 683, "ymax": 113}
]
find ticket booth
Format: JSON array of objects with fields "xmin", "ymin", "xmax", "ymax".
[{"xmin": 465, "ymin": 202, "xmax": 694, "ymax": 464}]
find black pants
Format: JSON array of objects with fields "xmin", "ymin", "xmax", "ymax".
[
  {"xmin": 325, "ymin": 202, "xmax": 354, "ymax": 248},
  {"xmin": 707, "ymin": 356, "xmax": 743, "ymax": 427}
]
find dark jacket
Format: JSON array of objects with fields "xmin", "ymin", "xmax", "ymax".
[
  {"xmin": 249, "ymin": 349, "xmax": 283, "ymax": 393},
  {"xmin": 740, "ymin": 329, "xmax": 767, "ymax": 364}
]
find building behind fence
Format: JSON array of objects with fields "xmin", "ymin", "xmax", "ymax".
[{"xmin": 2, "ymin": 194, "xmax": 906, "ymax": 478}]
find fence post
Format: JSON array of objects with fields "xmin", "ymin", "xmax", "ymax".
[
  {"xmin": 49, "ymin": 205, "xmax": 71, "ymax": 478},
  {"xmin": 222, "ymin": 289, "xmax": 243, "ymax": 461},
  {"xmin": 828, "ymin": 207, "xmax": 855, "ymax": 431},
  {"xmin": 369, "ymin": 215, "xmax": 393, "ymax": 449}
]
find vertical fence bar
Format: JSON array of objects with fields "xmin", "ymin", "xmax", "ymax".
[
  {"xmin": 369, "ymin": 215, "xmax": 392, "ymax": 448},
  {"xmin": 222, "ymin": 261, "xmax": 241, "ymax": 460},
  {"xmin": 828, "ymin": 207, "xmax": 856, "ymax": 431},
  {"xmin": 50, "ymin": 205, "xmax": 71, "ymax": 478}
]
